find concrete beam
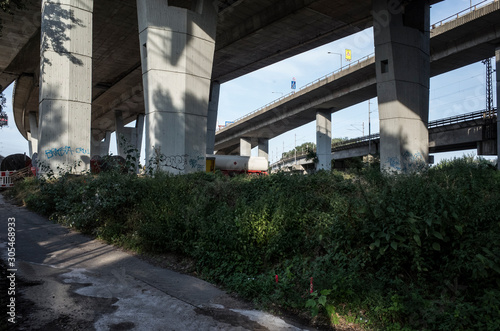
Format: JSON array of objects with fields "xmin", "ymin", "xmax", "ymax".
[
  {"xmin": 497, "ymin": 46, "xmax": 500, "ymax": 169},
  {"xmin": 38, "ymin": 0, "xmax": 93, "ymax": 175},
  {"xmin": 206, "ymin": 81, "xmax": 220, "ymax": 155},
  {"xmin": 240, "ymin": 138, "xmax": 252, "ymax": 157},
  {"xmin": 316, "ymin": 110, "xmax": 332, "ymax": 171},
  {"xmin": 137, "ymin": 0, "xmax": 217, "ymax": 174},
  {"xmin": 374, "ymin": 0, "xmax": 430, "ymax": 173}
]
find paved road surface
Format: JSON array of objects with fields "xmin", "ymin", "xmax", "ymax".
[{"xmin": 0, "ymin": 194, "xmax": 313, "ymax": 331}]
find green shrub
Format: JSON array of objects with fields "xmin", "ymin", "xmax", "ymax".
[{"xmin": 7, "ymin": 156, "xmax": 500, "ymax": 330}]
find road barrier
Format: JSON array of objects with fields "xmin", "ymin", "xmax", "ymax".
[{"xmin": 0, "ymin": 171, "xmax": 15, "ymax": 188}]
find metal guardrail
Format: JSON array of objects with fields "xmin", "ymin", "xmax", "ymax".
[
  {"xmin": 226, "ymin": 53, "xmax": 375, "ymax": 125},
  {"xmin": 272, "ymin": 108, "xmax": 498, "ymax": 166},
  {"xmin": 431, "ymin": 0, "xmax": 496, "ymax": 29},
  {"xmin": 428, "ymin": 108, "xmax": 497, "ymax": 128}
]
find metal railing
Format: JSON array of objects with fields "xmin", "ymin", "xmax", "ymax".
[
  {"xmin": 431, "ymin": 0, "xmax": 497, "ymax": 29},
  {"xmin": 226, "ymin": 53, "xmax": 375, "ymax": 125},
  {"xmin": 332, "ymin": 134, "xmax": 380, "ymax": 149},
  {"xmin": 428, "ymin": 108, "xmax": 497, "ymax": 128},
  {"xmin": 272, "ymin": 108, "xmax": 497, "ymax": 166}
]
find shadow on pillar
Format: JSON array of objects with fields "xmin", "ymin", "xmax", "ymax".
[
  {"xmin": 373, "ymin": 0, "xmax": 430, "ymax": 173},
  {"xmin": 146, "ymin": 88, "xmax": 210, "ymax": 173},
  {"xmin": 40, "ymin": 4, "xmax": 86, "ymax": 77}
]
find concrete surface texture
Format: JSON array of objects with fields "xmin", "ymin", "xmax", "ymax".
[
  {"xmin": 373, "ymin": 0, "xmax": 430, "ymax": 172},
  {"xmin": 138, "ymin": 0, "xmax": 218, "ymax": 174},
  {"xmin": 258, "ymin": 138, "xmax": 269, "ymax": 160},
  {"xmin": 206, "ymin": 81, "xmax": 221, "ymax": 155},
  {"xmin": 27, "ymin": 112, "xmax": 38, "ymax": 157},
  {"xmin": 115, "ymin": 111, "xmax": 144, "ymax": 170},
  {"xmin": 0, "ymin": 194, "xmax": 312, "ymax": 330},
  {"xmin": 38, "ymin": 0, "xmax": 94, "ymax": 175},
  {"xmin": 315, "ymin": 110, "xmax": 332, "ymax": 171},
  {"xmin": 240, "ymin": 137, "xmax": 252, "ymax": 157},
  {"xmin": 91, "ymin": 131, "xmax": 111, "ymax": 158}
]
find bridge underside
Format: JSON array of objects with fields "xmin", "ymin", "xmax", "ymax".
[
  {"xmin": 215, "ymin": 1, "xmax": 500, "ymax": 158},
  {"xmin": 4, "ymin": 0, "xmax": 387, "ymax": 143}
]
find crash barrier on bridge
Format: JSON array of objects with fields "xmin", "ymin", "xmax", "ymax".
[{"xmin": 0, "ymin": 171, "xmax": 15, "ymax": 188}]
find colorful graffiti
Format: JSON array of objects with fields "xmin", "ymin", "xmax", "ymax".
[
  {"xmin": 386, "ymin": 151, "xmax": 426, "ymax": 172},
  {"xmin": 45, "ymin": 146, "xmax": 90, "ymax": 159}
]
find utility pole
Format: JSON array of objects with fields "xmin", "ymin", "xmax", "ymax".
[
  {"xmin": 368, "ymin": 100, "xmax": 371, "ymax": 155},
  {"xmin": 483, "ymin": 58, "xmax": 494, "ymax": 117}
]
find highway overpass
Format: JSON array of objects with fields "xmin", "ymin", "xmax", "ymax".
[
  {"xmin": 271, "ymin": 109, "xmax": 498, "ymax": 172},
  {"xmin": 215, "ymin": 0, "xmax": 500, "ymax": 171},
  {"xmin": 5, "ymin": 0, "xmax": 485, "ymax": 174}
]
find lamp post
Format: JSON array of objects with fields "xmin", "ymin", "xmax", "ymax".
[{"xmin": 327, "ymin": 52, "xmax": 343, "ymax": 70}]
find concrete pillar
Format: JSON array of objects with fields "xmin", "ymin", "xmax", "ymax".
[
  {"xmin": 137, "ymin": 0, "xmax": 218, "ymax": 174},
  {"xmin": 115, "ymin": 111, "xmax": 144, "ymax": 157},
  {"xmin": 373, "ymin": 0, "xmax": 430, "ymax": 173},
  {"xmin": 91, "ymin": 131, "xmax": 111, "ymax": 158},
  {"xmin": 258, "ymin": 138, "xmax": 269, "ymax": 160},
  {"xmin": 206, "ymin": 81, "xmax": 220, "ymax": 155},
  {"xmin": 38, "ymin": 0, "xmax": 93, "ymax": 175},
  {"xmin": 316, "ymin": 110, "xmax": 332, "ymax": 171},
  {"xmin": 28, "ymin": 112, "xmax": 38, "ymax": 157},
  {"xmin": 240, "ymin": 137, "xmax": 252, "ymax": 157},
  {"xmin": 497, "ymin": 47, "xmax": 500, "ymax": 169}
]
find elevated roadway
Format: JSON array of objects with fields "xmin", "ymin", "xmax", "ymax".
[
  {"xmin": 2, "ymin": 0, "xmax": 442, "ymax": 142},
  {"xmin": 215, "ymin": 1, "xmax": 500, "ymax": 155},
  {"xmin": 271, "ymin": 109, "xmax": 498, "ymax": 172}
]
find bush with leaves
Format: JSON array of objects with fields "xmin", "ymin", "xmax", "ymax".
[{"xmin": 6, "ymin": 156, "xmax": 500, "ymax": 330}]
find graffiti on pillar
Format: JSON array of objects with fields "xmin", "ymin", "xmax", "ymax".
[
  {"xmin": 387, "ymin": 156, "xmax": 402, "ymax": 171},
  {"xmin": 164, "ymin": 155, "xmax": 188, "ymax": 171},
  {"xmin": 386, "ymin": 151, "xmax": 426, "ymax": 172},
  {"xmin": 189, "ymin": 155, "xmax": 205, "ymax": 171},
  {"xmin": 45, "ymin": 146, "xmax": 90, "ymax": 159}
]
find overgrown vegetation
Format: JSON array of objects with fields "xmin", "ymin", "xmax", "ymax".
[{"xmin": 6, "ymin": 156, "xmax": 500, "ymax": 330}]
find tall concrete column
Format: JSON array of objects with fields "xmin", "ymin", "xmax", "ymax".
[
  {"xmin": 373, "ymin": 0, "xmax": 430, "ymax": 173},
  {"xmin": 316, "ymin": 110, "xmax": 332, "ymax": 171},
  {"xmin": 137, "ymin": 0, "xmax": 218, "ymax": 174},
  {"xmin": 206, "ymin": 81, "xmax": 220, "ymax": 155},
  {"xmin": 90, "ymin": 131, "xmax": 111, "ymax": 158},
  {"xmin": 496, "ymin": 47, "xmax": 500, "ymax": 169},
  {"xmin": 38, "ymin": 0, "xmax": 93, "ymax": 175},
  {"xmin": 240, "ymin": 137, "xmax": 252, "ymax": 157},
  {"xmin": 115, "ymin": 111, "xmax": 144, "ymax": 158},
  {"xmin": 28, "ymin": 112, "xmax": 38, "ymax": 157},
  {"xmin": 258, "ymin": 138, "xmax": 269, "ymax": 160}
]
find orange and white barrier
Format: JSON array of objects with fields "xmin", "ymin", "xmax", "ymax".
[{"xmin": 0, "ymin": 171, "xmax": 15, "ymax": 188}]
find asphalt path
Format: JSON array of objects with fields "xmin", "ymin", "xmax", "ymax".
[{"xmin": 0, "ymin": 193, "xmax": 313, "ymax": 331}]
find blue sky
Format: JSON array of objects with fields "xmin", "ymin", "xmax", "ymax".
[{"xmin": 0, "ymin": 0, "xmax": 497, "ymax": 165}]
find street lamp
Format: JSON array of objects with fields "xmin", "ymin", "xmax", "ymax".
[{"xmin": 327, "ymin": 52, "xmax": 343, "ymax": 70}]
